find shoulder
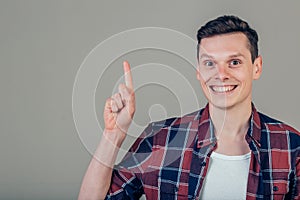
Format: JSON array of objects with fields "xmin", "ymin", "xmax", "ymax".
[
  {"xmin": 258, "ymin": 112, "xmax": 299, "ymax": 135},
  {"xmin": 128, "ymin": 109, "xmax": 203, "ymax": 154},
  {"xmin": 149, "ymin": 109, "xmax": 203, "ymax": 131},
  {"xmin": 258, "ymin": 112, "xmax": 300, "ymax": 148},
  {"xmin": 138, "ymin": 108, "xmax": 203, "ymax": 144}
]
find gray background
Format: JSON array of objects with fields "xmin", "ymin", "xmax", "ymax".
[{"xmin": 1, "ymin": 0, "xmax": 299, "ymax": 199}]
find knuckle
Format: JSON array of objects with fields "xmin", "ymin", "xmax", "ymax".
[
  {"xmin": 110, "ymin": 99, "xmax": 116, "ymax": 105},
  {"xmin": 119, "ymin": 84, "xmax": 128, "ymax": 91},
  {"xmin": 118, "ymin": 84, "xmax": 126, "ymax": 91},
  {"xmin": 119, "ymin": 83, "xmax": 126, "ymax": 88},
  {"xmin": 113, "ymin": 93, "xmax": 118, "ymax": 99}
]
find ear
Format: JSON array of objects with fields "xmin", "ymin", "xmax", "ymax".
[
  {"xmin": 253, "ymin": 55, "xmax": 262, "ymax": 80},
  {"xmin": 196, "ymin": 63, "xmax": 201, "ymax": 81}
]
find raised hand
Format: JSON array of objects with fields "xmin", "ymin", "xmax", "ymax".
[{"xmin": 103, "ymin": 61, "xmax": 136, "ymax": 144}]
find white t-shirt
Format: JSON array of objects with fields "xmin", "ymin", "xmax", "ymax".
[{"xmin": 199, "ymin": 151, "xmax": 251, "ymax": 200}]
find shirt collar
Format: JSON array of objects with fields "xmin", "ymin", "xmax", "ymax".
[
  {"xmin": 245, "ymin": 103, "xmax": 262, "ymax": 148},
  {"xmin": 196, "ymin": 103, "xmax": 262, "ymax": 149},
  {"xmin": 196, "ymin": 104, "xmax": 217, "ymax": 148}
]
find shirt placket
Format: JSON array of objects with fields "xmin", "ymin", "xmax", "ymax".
[{"xmin": 189, "ymin": 116, "xmax": 218, "ymax": 199}]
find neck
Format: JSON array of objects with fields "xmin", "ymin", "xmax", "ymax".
[{"xmin": 209, "ymin": 101, "xmax": 252, "ymax": 140}]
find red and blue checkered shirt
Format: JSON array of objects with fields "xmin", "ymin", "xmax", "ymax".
[{"xmin": 106, "ymin": 104, "xmax": 300, "ymax": 200}]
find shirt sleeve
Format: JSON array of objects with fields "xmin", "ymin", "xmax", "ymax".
[
  {"xmin": 292, "ymin": 128, "xmax": 300, "ymax": 200},
  {"xmin": 105, "ymin": 124, "xmax": 154, "ymax": 200},
  {"xmin": 294, "ymin": 152, "xmax": 300, "ymax": 200}
]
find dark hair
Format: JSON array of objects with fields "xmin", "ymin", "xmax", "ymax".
[{"xmin": 197, "ymin": 15, "xmax": 259, "ymax": 63}]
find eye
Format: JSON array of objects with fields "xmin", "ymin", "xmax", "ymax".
[
  {"xmin": 230, "ymin": 59, "xmax": 241, "ymax": 66},
  {"xmin": 203, "ymin": 60, "xmax": 215, "ymax": 67}
]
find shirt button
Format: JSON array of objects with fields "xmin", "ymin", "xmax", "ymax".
[
  {"xmin": 201, "ymin": 162, "xmax": 206, "ymax": 166},
  {"xmin": 273, "ymin": 186, "xmax": 279, "ymax": 192}
]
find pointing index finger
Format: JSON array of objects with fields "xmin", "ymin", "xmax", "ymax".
[{"xmin": 123, "ymin": 61, "xmax": 133, "ymax": 90}]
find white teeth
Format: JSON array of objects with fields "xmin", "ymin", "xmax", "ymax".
[{"xmin": 211, "ymin": 86, "xmax": 235, "ymax": 92}]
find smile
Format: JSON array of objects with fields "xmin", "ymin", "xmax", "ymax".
[{"xmin": 210, "ymin": 85, "xmax": 237, "ymax": 93}]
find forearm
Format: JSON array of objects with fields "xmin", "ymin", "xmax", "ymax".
[
  {"xmin": 78, "ymin": 130, "xmax": 125, "ymax": 200},
  {"xmin": 79, "ymin": 61, "xmax": 134, "ymax": 199}
]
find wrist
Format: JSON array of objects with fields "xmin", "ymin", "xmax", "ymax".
[{"xmin": 103, "ymin": 128, "xmax": 126, "ymax": 147}]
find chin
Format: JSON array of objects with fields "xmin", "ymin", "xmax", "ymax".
[{"xmin": 208, "ymin": 99, "xmax": 237, "ymax": 110}]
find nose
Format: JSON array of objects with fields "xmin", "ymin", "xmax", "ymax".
[{"xmin": 215, "ymin": 65, "xmax": 230, "ymax": 81}]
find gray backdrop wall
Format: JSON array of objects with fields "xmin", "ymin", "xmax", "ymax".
[{"xmin": 1, "ymin": 1, "xmax": 299, "ymax": 199}]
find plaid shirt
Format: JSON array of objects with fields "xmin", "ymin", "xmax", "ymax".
[{"xmin": 106, "ymin": 104, "xmax": 300, "ymax": 200}]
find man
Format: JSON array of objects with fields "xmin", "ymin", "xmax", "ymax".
[{"xmin": 79, "ymin": 15, "xmax": 300, "ymax": 200}]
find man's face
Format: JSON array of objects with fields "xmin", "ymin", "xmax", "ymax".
[{"xmin": 197, "ymin": 32, "xmax": 262, "ymax": 110}]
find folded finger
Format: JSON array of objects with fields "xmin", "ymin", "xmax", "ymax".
[
  {"xmin": 118, "ymin": 84, "xmax": 130, "ymax": 101},
  {"xmin": 110, "ymin": 99, "xmax": 119, "ymax": 113},
  {"xmin": 112, "ymin": 93, "xmax": 124, "ymax": 110}
]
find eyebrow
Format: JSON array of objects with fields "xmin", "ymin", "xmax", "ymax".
[
  {"xmin": 228, "ymin": 53, "xmax": 246, "ymax": 59},
  {"xmin": 199, "ymin": 53, "xmax": 246, "ymax": 60},
  {"xmin": 199, "ymin": 54, "xmax": 214, "ymax": 60}
]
